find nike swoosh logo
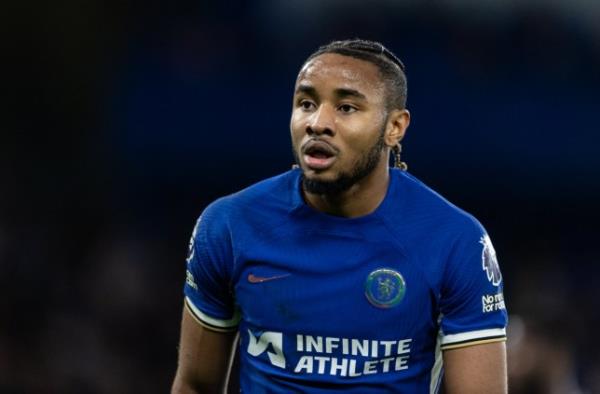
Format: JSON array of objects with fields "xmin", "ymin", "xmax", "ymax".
[{"xmin": 247, "ymin": 273, "xmax": 291, "ymax": 283}]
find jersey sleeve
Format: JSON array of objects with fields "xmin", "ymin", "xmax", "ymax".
[
  {"xmin": 439, "ymin": 219, "xmax": 507, "ymax": 350},
  {"xmin": 183, "ymin": 202, "xmax": 240, "ymax": 332}
]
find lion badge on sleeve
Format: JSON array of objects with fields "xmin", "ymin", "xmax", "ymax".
[{"xmin": 480, "ymin": 234, "xmax": 502, "ymax": 286}]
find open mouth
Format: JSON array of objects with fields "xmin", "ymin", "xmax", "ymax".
[{"xmin": 302, "ymin": 140, "xmax": 338, "ymax": 170}]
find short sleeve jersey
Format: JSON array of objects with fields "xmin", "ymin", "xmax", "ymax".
[{"xmin": 184, "ymin": 168, "xmax": 507, "ymax": 393}]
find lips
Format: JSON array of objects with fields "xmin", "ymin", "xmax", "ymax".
[{"xmin": 301, "ymin": 140, "xmax": 338, "ymax": 171}]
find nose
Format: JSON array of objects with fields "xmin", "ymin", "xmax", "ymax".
[{"xmin": 306, "ymin": 104, "xmax": 335, "ymax": 137}]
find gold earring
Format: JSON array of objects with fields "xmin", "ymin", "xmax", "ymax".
[{"xmin": 393, "ymin": 144, "xmax": 408, "ymax": 171}]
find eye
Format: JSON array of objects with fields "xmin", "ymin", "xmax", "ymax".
[
  {"xmin": 299, "ymin": 100, "xmax": 316, "ymax": 111},
  {"xmin": 339, "ymin": 104, "xmax": 357, "ymax": 114}
]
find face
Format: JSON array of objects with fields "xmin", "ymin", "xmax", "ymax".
[{"xmin": 290, "ymin": 53, "xmax": 392, "ymax": 194}]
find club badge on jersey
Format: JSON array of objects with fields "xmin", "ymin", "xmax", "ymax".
[{"xmin": 365, "ymin": 268, "xmax": 406, "ymax": 308}]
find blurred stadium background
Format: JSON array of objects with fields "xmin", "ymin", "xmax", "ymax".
[{"xmin": 3, "ymin": 0, "xmax": 600, "ymax": 392}]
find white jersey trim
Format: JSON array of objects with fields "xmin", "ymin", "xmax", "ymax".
[
  {"xmin": 185, "ymin": 296, "xmax": 241, "ymax": 329},
  {"xmin": 441, "ymin": 328, "xmax": 506, "ymax": 349}
]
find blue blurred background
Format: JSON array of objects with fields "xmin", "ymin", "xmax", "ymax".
[{"xmin": 3, "ymin": 0, "xmax": 599, "ymax": 392}]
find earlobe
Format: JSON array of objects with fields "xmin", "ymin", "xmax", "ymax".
[{"xmin": 385, "ymin": 109, "xmax": 410, "ymax": 147}]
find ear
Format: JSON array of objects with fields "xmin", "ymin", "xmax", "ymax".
[{"xmin": 384, "ymin": 109, "xmax": 410, "ymax": 147}]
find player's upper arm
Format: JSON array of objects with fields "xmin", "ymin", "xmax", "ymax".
[
  {"xmin": 171, "ymin": 304, "xmax": 237, "ymax": 394},
  {"xmin": 437, "ymin": 219, "xmax": 508, "ymax": 392},
  {"xmin": 442, "ymin": 341, "xmax": 507, "ymax": 394},
  {"xmin": 173, "ymin": 204, "xmax": 240, "ymax": 393}
]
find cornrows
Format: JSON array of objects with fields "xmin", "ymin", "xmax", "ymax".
[
  {"xmin": 333, "ymin": 39, "xmax": 406, "ymax": 72},
  {"xmin": 302, "ymin": 39, "xmax": 408, "ymax": 110}
]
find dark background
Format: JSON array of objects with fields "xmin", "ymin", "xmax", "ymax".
[{"xmin": 3, "ymin": 1, "xmax": 599, "ymax": 392}]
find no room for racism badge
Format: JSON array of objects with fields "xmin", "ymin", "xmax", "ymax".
[{"xmin": 365, "ymin": 268, "xmax": 406, "ymax": 308}]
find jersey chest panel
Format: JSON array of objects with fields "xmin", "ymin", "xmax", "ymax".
[{"xmin": 232, "ymin": 226, "xmax": 440, "ymax": 389}]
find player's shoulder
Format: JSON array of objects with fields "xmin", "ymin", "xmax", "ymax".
[
  {"xmin": 201, "ymin": 169, "xmax": 298, "ymax": 224},
  {"xmin": 393, "ymin": 169, "xmax": 483, "ymax": 232}
]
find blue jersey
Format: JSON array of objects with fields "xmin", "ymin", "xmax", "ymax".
[{"xmin": 184, "ymin": 168, "xmax": 507, "ymax": 393}]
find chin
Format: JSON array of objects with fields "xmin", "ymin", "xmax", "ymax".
[
  {"xmin": 301, "ymin": 167, "xmax": 338, "ymax": 182},
  {"xmin": 301, "ymin": 169, "xmax": 359, "ymax": 195}
]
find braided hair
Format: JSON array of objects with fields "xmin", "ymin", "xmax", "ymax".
[{"xmin": 302, "ymin": 39, "xmax": 408, "ymax": 111}]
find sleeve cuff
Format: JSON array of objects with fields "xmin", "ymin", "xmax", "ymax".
[
  {"xmin": 441, "ymin": 327, "xmax": 506, "ymax": 350},
  {"xmin": 185, "ymin": 296, "xmax": 240, "ymax": 333}
]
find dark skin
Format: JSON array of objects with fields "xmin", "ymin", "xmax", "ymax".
[
  {"xmin": 172, "ymin": 53, "xmax": 507, "ymax": 394},
  {"xmin": 172, "ymin": 309, "xmax": 236, "ymax": 394},
  {"xmin": 290, "ymin": 53, "xmax": 409, "ymax": 218}
]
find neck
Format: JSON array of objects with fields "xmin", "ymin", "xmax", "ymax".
[{"xmin": 302, "ymin": 160, "xmax": 390, "ymax": 218}]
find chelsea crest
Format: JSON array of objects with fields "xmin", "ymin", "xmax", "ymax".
[{"xmin": 365, "ymin": 268, "xmax": 406, "ymax": 308}]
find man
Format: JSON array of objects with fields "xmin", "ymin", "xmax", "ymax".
[{"xmin": 172, "ymin": 39, "xmax": 508, "ymax": 393}]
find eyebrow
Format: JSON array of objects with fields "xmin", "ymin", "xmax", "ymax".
[
  {"xmin": 295, "ymin": 84, "xmax": 367, "ymax": 101},
  {"xmin": 296, "ymin": 84, "xmax": 317, "ymax": 97},
  {"xmin": 334, "ymin": 87, "xmax": 367, "ymax": 101}
]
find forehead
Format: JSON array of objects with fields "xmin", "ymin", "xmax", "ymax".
[{"xmin": 296, "ymin": 53, "xmax": 385, "ymax": 97}]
